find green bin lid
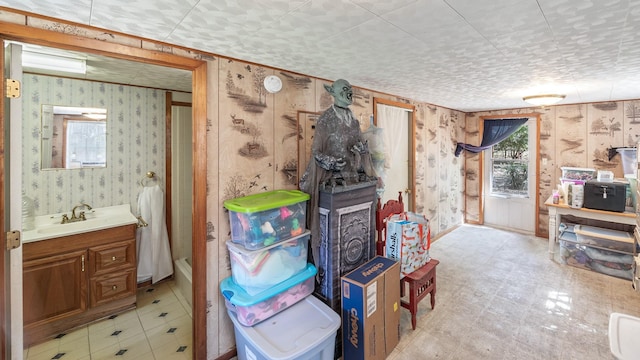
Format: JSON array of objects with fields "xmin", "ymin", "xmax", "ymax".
[{"xmin": 223, "ymin": 190, "xmax": 310, "ymax": 213}]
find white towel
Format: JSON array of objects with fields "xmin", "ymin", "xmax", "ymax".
[{"xmin": 137, "ymin": 185, "xmax": 173, "ymax": 284}]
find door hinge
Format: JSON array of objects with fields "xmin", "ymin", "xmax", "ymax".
[
  {"xmin": 5, "ymin": 78, "xmax": 20, "ymax": 98},
  {"xmin": 6, "ymin": 230, "xmax": 20, "ymax": 250}
]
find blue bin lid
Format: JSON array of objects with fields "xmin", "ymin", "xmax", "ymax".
[{"xmin": 220, "ymin": 263, "xmax": 316, "ymax": 306}]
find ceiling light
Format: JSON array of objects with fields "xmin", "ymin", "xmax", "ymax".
[
  {"xmin": 22, "ymin": 50, "xmax": 86, "ymax": 74},
  {"xmin": 522, "ymin": 94, "xmax": 566, "ymax": 106},
  {"xmin": 83, "ymin": 113, "xmax": 107, "ymax": 120}
]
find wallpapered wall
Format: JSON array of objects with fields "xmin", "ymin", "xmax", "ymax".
[
  {"xmin": 22, "ymin": 74, "xmax": 166, "ymax": 216},
  {"xmin": 465, "ymin": 100, "xmax": 640, "ymax": 236}
]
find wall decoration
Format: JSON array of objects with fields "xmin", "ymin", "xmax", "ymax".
[
  {"xmin": 625, "ymin": 102, "xmax": 640, "ymax": 123},
  {"xmin": 592, "ymin": 102, "xmax": 617, "ymax": 111},
  {"xmin": 224, "ymin": 67, "xmax": 268, "ymax": 113},
  {"xmin": 222, "ymin": 173, "xmax": 268, "ymax": 201},
  {"xmin": 281, "ymin": 114, "xmax": 301, "ymax": 144},
  {"xmin": 623, "ymin": 100, "xmax": 640, "ymax": 146},
  {"xmin": 279, "ymin": 159, "xmax": 298, "ymax": 185},
  {"xmin": 589, "ymin": 116, "xmax": 621, "ymax": 136},
  {"xmin": 280, "ymin": 72, "xmax": 312, "ymax": 89},
  {"xmin": 351, "ymin": 87, "xmax": 370, "ymax": 108},
  {"xmin": 206, "ymin": 221, "xmax": 216, "ymax": 242},
  {"xmin": 238, "ymin": 127, "xmax": 267, "ymax": 158}
]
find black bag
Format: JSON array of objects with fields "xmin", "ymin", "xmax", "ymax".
[{"xmin": 583, "ymin": 180, "xmax": 627, "ymax": 212}]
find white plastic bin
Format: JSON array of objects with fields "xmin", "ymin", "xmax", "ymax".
[
  {"xmin": 228, "ymin": 295, "xmax": 341, "ymax": 360},
  {"xmin": 609, "ymin": 312, "xmax": 640, "ymax": 359}
]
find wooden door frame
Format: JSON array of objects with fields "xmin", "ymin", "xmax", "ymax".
[
  {"xmin": 372, "ymin": 97, "xmax": 416, "ymax": 212},
  {"xmin": 475, "ymin": 113, "xmax": 542, "ymax": 236},
  {"xmin": 1, "ymin": 30, "xmax": 7, "ymax": 359},
  {"xmin": 0, "ymin": 22, "xmax": 208, "ymax": 358}
]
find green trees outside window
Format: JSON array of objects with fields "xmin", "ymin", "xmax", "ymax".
[{"xmin": 490, "ymin": 125, "xmax": 529, "ymax": 196}]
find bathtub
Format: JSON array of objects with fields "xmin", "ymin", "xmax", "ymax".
[{"xmin": 174, "ymin": 257, "xmax": 192, "ymax": 310}]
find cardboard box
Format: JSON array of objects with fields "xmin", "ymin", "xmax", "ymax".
[{"xmin": 341, "ymin": 256, "xmax": 401, "ymax": 360}]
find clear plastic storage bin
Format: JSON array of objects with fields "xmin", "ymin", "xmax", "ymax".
[
  {"xmin": 616, "ymin": 148, "xmax": 637, "ymax": 176},
  {"xmin": 227, "ymin": 231, "xmax": 309, "ymax": 295},
  {"xmin": 228, "ymin": 295, "xmax": 341, "ymax": 360},
  {"xmin": 561, "ymin": 167, "xmax": 596, "ymax": 181},
  {"xmin": 224, "ymin": 190, "xmax": 310, "ymax": 250},
  {"xmin": 559, "ymin": 240, "xmax": 633, "ymax": 280},
  {"xmin": 574, "ymin": 225, "xmax": 636, "ymax": 253},
  {"xmin": 221, "ymin": 264, "xmax": 316, "ymax": 326}
]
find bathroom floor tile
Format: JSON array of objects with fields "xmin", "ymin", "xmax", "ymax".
[
  {"xmin": 25, "ymin": 278, "xmax": 192, "ymax": 360},
  {"xmin": 26, "ymin": 335, "xmax": 90, "ymax": 360}
]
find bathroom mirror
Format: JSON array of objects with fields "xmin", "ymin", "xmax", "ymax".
[{"xmin": 41, "ymin": 105, "xmax": 107, "ymax": 169}]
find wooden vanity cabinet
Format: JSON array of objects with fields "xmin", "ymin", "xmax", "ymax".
[
  {"xmin": 23, "ymin": 224, "xmax": 137, "ymax": 347},
  {"xmin": 23, "ymin": 250, "xmax": 88, "ymax": 326}
]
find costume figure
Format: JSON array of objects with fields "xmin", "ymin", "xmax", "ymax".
[{"xmin": 300, "ymin": 79, "xmax": 378, "ymax": 266}]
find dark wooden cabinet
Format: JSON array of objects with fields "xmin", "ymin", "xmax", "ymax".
[{"xmin": 23, "ymin": 224, "xmax": 137, "ymax": 347}]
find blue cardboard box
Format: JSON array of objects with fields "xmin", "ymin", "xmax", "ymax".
[{"xmin": 341, "ymin": 256, "xmax": 400, "ymax": 360}]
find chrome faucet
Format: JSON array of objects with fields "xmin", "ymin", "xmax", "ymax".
[{"xmin": 61, "ymin": 203, "xmax": 93, "ymax": 224}]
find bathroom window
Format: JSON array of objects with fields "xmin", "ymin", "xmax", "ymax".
[{"xmin": 63, "ymin": 119, "xmax": 107, "ymax": 168}]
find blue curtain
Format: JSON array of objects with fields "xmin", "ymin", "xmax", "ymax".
[{"xmin": 455, "ymin": 118, "xmax": 528, "ymax": 157}]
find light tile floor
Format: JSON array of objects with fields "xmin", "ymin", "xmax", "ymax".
[
  {"xmin": 387, "ymin": 224, "xmax": 640, "ymax": 360},
  {"xmin": 26, "ymin": 224, "xmax": 640, "ymax": 359},
  {"xmin": 24, "ymin": 280, "xmax": 193, "ymax": 360}
]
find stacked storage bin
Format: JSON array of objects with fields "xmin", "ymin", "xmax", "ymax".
[
  {"xmin": 220, "ymin": 190, "xmax": 341, "ymax": 360},
  {"xmin": 220, "ymin": 189, "xmax": 314, "ymax": 326}
]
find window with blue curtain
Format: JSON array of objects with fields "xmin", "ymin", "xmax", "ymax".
[{"xmin": 455, "ymin": 118, "xmax": 528, "ymax": 157}]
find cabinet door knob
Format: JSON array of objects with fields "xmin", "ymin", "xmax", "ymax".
[
  {"xmin": 112, "ymin": 285, "xmax": 118, "ymax": 291},
  {"xmin": 112, "ymin": 256, "xmax": 117, "ymax": 261}
]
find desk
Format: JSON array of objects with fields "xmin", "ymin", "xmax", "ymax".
[{"xmin": 545, "ymin": 197, "xmax": 636, "ymax": 259}]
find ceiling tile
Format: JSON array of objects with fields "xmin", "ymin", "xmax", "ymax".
[
  {"xmin": 5, "ymin": 0, "xmax": 640, "ymax": 111},
  {"xmin": 91, "ymin": 0, "xmax": 199, "ymax": 41}
]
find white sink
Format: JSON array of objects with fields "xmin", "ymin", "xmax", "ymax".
[{"xmin": 22, "ymin": 204, "xmax": 138, "ymax": 243}]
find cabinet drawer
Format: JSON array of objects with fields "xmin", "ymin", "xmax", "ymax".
[
  {"xmin": 89, "ymin": 240, "xmax": 135, "ymax": 276},
  {"xmin": 89, "ymin": 269, "xmax": 136, "ymax": 307}
]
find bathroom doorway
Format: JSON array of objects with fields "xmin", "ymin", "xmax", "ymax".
[{"xmin": 0, "ymin": 25, "xmax": 207, "ymax": 359}]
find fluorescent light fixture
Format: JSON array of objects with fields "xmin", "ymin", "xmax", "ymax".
[
  {"xmin": 84, "ymin": 113, "xmax": 107, "ymax": 120},
  {"xmin": 22, "ymin": 50, "xmax": 86, "ymax": 74},
  {"xmin": 522, "ymin": 94, "xmax": 566, "ymax": 106}
]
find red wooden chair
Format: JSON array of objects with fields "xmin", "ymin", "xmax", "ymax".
[
  {"xmin": 375, "ymin": 191, "xmax": 438, "ymax": 330},
  {"xmin": 375, "ymin": 192, "xmax": 404, "ymax": 256}
]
